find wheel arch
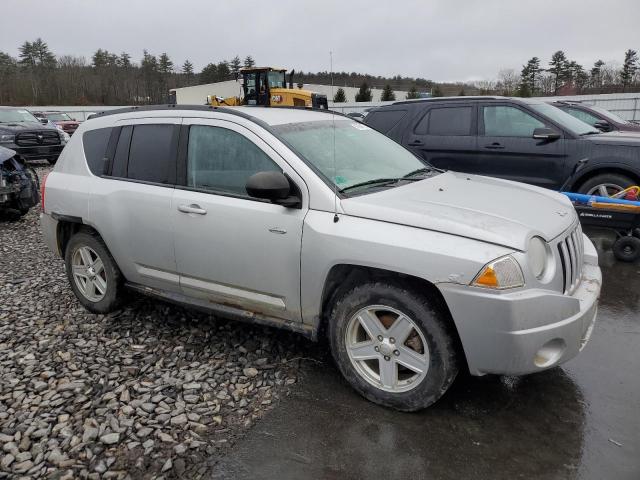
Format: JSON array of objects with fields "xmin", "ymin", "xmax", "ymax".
[
  {"xmin": 570, "ymin": 165, "xmax": 640, "ymax": 192},
  {"xmin": 318, "ymin": 264, "xmax": 466, "ymax": 364}
]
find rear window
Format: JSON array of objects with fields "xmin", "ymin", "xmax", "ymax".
[
  {"xmin": 365, "ymin": 109, "xmax": 407, "ymax": 133},
  {"xmin": 126, "ymin": 125, "xmax": 175, "ymax": 184},
  {"xmin": 83, "ymin": 128, "xmax": 112, "ymax": 175},
  {"xmin": 415, "ymin": 106, "xmax": 473, "ymax": 136}
]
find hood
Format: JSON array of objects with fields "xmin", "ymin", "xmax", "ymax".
[
  {"xmin": 583, "ymin": 130, "xmax": 640, "ymax": 147},
  {"xmin": 0, "ymin": 145, "xmax": 16, "ymax": 163},
  {"xmin": 0, "ymin": 121, "xmax": 59, "ymax": 134},
  {"xmin": 341, "ymin": 171, "xmax": 576, "ymax": 250}
]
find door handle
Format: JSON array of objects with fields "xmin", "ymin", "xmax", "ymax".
[
  {"xmin": 484, "ymin": 142, "xmax": 505, "ymax": 149},
  {"xmin": 178, "ymin": 204, "xmax": 207, "ymax": 215},
  {"xmin": 408, "ymin": 140, "xmax": 423, "ymax": 146}
]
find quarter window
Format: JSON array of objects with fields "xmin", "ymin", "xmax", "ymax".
[
  {"xmin": 483, "ymin": 106, "xmax": 545, "ymax": 137},
  {"xmin": 83, "ymin": 127, "xmax": 112, "ymax": 175},
  {"xmin": 186, "ymin": 126, "xmax": 279, "ymax": 196},
  {"xmin": 126, "ymin": 124, "xmax": 175, "ymax": 183},
  {"xmin": 414, "ymin": 107, "xmax": 473, "ymax": 136}
]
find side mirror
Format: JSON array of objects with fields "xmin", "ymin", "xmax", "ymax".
[
  {"xmin": 246, "ymin": 171, "xmax": 301, "ymax": 208},
  {"xmin": 532, "ymin": 128, "xmax": 561, "ymax": 141},
  {"xmin": 594, "ymin": 120, "xmax": 612, "ymax": 132},
  {"xmin": 39, "ymin": 118, "xmax": 48, "ymax": 125}
]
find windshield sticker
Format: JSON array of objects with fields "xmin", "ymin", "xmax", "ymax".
[{"xmin": 351, "ymin": 122, "xmax": 371, "ymax": 130}]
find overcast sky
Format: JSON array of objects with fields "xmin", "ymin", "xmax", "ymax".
[{"xmin": 2, "ymin": 0, "xmax": 638, "ymax": 82}]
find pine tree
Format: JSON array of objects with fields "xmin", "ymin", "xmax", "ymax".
[
  {"xmin": 621, "ymin": 49, "xmax": 638, "ymax": 91},
  {"xmin": 200, "ymin": 63, "xmax": 218, "ymax": 83},
  {"xmin": 333, "ymin": 87, "xmax": 346, "ymax": 103},
  {"xmin": 406, "ymin": 85, "xmax": 420, "ymax": 99},
  {"xmin": 380, "ymin": 84, "xmax": 396, "ymax": 101},
  {"xmin": 230, "ymin": 56, "xmax": 242, "ymax": 75},
  {"xmin": 354, "ymin": 81, "xmax": 372, "ymax": 102},
  {"xmin": 118, "ymin": 52, "xmax": 131, "ymax": 68},
  {"xmin": 590, "ymin": 59, "xmax": 605, "ymax": 88},
  {"xmin": 158, "ymin": 53, "xmax": 173, "ymax": 75},
  {"xmin": 243, "ymin": 55, "xmax": 255, "ymax": 68},
  {"xmin": 216, "ymin": 61, "xmax": 230, "ymax": 80},
  {"xmin": 548, "ymin": 50, "xmax": 568, "ymax": 94},
  {"xmin": 519, "ymin": 57, "xmax": 541, "ymax": 96},
  {"xmin": 182, "ymin": 60, "xmax": 194, "ymax": 76}
]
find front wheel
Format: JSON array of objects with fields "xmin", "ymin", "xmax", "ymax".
[{"xmin": 328, "ymin": 281, "xmax": 459, "ymax": 411}]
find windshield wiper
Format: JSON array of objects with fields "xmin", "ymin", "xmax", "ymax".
[
  {"xmin": 340, "ymin": 178, "xmax": 399, "ymax": 193},
  {"xmin": 402, "ymin": 167, "xmax": 435, "ymax": 179}
]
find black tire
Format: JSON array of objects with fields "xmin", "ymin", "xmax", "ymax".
[
  {"xmin": 577, "ymin": 173, "xmax": 635, "ymax": 196},
  {"xmin": 328, "ymin": 281, "xmax": 459, "ymax": 411},
  {"xmin": 612, "ymin": 236, "xmax": 640, "ymax": 262},
  {"xmin": 64, "ymin": 231, "xmax": 124, "ymax": 313}
]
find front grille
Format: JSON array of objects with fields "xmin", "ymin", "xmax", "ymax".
[
  {"xmin": 557, "ymin": 222, "xmax": 584, "ymax": 295},
  {"xmin": 15, "ymin": 131, "xmax": 61, "ymax": 147}
]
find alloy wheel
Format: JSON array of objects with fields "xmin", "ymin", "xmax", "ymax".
[
  {"xmin": 345, "ymin": 305, "xmax": 430, "ymax": 393},
  {"xmin": 71, "ymin": 246, "xmax": 107, "ymax": 302},
  {"xmin": 586, "ymin": 183, "xmax": 625, "ymax": 197}
]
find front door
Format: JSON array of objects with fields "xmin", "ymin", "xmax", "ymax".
[
  {"xmin": 476, "ymin": 103, "xmax": 567, "ymax": 189},
  {"xmin": 171, "ymin": 118, "xmax": 307, "ymax": 322}
]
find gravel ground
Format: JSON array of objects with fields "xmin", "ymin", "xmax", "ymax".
[{"xmin": 0, "ymin": 164, "xmax": 317, "ymax": 479}]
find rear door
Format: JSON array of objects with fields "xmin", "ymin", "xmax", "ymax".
[
  {"xmin": 476, "ymin": 103, "xmax": 567, "ymax": 188},
  {"xmin": 89, "ymin": 118, "xmax": 181, "ymax": 292},
  {"xmin": 402, "ymin": 103, "xmax": 478, "ymax": 171}
]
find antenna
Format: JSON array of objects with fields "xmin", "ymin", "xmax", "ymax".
[{"xmin": 331, "ymin": 50, "xmax": 339, "ymax": 223}]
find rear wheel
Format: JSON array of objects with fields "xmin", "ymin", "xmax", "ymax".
[
  {"xmin": 328, "ymin": 281, "xmax": 459, "ymax": 411},
  {"xmin": 612, "ymin": 236, "xmax": 640, "ymax": 262},
  {"xmin": 578, "ymin": 173, "xmax": 635, "ymax": 197},
  {"xmin": 65, "ymin": 231, "xmax": 124, "ymax": 313}
]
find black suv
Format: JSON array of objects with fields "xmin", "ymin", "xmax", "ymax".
[
  {"xmin": 552, "ymin": 100, "xmax": 640, "ymax": 134},
  {"xmin": 365, "ymin": 96, "xmax": 640, "ymax": 196},
  {"xmin": 0, "ymin": 107, "xmax": 66, "ymax": 164}
]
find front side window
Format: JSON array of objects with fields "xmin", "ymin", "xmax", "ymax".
[
  {"xmin": 187, "ymin": 125, "xmax": 279, "ymax": 196},
  {"xmin": 267, "ymin": 71, "xmax": 286, "ymax": 88},
  {"xmin": 274, "ymin": 119, "xmax": 427, "ymax": 193},
  {"xmin": 482, "ymin": 106, "xmax": 545, "ymax": 137},
  {"xmin": 126, "ymin": 124, "xmax": 175, "ymax": 184}
]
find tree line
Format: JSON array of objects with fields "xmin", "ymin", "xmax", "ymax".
[{"xmin": 1, "ymin": 39, "xmax": 638, "ymax": 106}]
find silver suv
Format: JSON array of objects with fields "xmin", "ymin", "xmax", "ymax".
[{"xmin": 40, "ymin": 106, "xmax": 601, "ymax": 411}]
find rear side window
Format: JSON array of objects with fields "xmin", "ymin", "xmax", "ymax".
[
  {"xmin": 365, "ymin": 109, "xmax": 407, "ymax": 133},
  {"xmin": 83, "ymin": 127, "xmax": 112, "ymax": 175},
  {"xmin": 126, "ymin": 124, "xmax": 175, "ymax": 184},
  {"xmin": 414, "ymin": 107, "xmax": 473, "ymax": 135}
]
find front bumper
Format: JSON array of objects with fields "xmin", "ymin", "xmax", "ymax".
[{"xmin": 438, "ymin": 237, "xmax": 601, "ymax": 376}]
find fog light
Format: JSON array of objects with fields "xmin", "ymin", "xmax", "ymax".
[{"xmin": 534, "ymin": 338, "xmax": 566, "ymax": 368}]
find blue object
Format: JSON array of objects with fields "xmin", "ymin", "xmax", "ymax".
[{"xmin": 561, "ymin": 191, "xmax": 640, "ymax": 207}]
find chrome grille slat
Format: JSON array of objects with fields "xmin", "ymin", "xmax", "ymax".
[{"xmin": 556, "ymin": 223, "xmax": 584, "ymax": 295}]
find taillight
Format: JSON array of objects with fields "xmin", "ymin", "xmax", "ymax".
[{"xmin": 40, "ymin": 173, "xmax": 48, "ymax": 212}]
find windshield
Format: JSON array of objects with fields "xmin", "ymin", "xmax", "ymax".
[
  {"xmin": 530, "ymin": 103, "xmax": 600, "ymax": 135},
  {"xmin": 0, "ymin": 109, "xmax": 40, "ymax": 124},
  {"xmin": 45, "ymin": 112, "xmax": 73, "ymax": 121},
  {"xmin": 274, "ymin": 119, "xmax": 428, "ymax": 193},
  {"xmin": 588, "ymin": 105, "xmax": 630, "ymax": 125}
]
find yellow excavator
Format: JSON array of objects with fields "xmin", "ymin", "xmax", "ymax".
[{"xmin": 206, "ymin": 67, "xmax": 328, "ymax": 109}]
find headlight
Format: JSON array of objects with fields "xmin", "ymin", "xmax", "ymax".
[
  {"xmin": 0, "ymin": 134, "xmax": 15, "ymax": 144},
  {"xmin": 528, "ymin": 236, "xmax": 548, "ymax": 279},
  {"xmin": 472, "ymin": 255, "xmax": 524, "ymax": 289}
]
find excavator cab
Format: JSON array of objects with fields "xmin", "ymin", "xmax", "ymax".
[{"xmin": 243, "ymin": 68, "xmax": 287, "ymax": 106}]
